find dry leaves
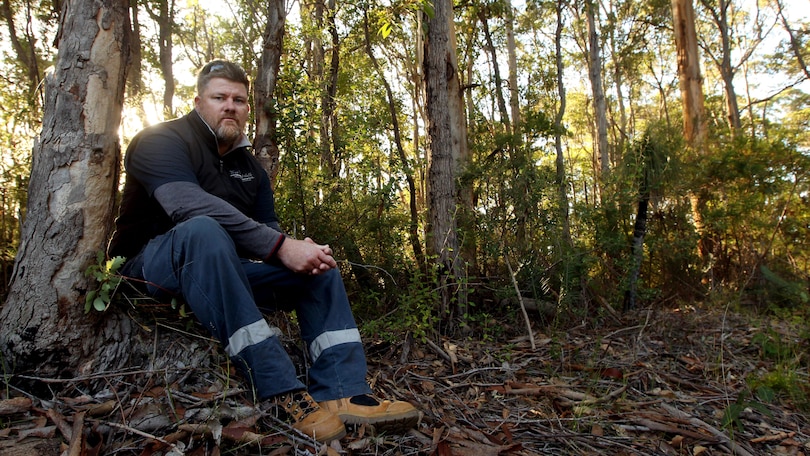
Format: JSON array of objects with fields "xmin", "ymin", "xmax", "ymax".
[{"xmin": 1, "ymin": 305, "xmax": 808, "ymax": 455}]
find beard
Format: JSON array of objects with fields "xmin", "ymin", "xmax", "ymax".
[{"xmin": 215, "ymin": 122, "xmax": 242, "ymax": 145}]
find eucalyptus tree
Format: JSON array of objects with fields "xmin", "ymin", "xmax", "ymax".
[
  {"xmin": 0, "ymin": 0, "xmax": 58, "ymax": 296},
  {"xmin": 672, "ymin": 0, "xmax": 711, "ymax": 260},
  {"xmin": 423, "ymin": 0, "xmax": 469, "ymax": 325},
  {"xmin": 695, "ymin": 0, "xmax": 772, "ymax": 137},
  {"xmin": 0, "ymin": 0, "xmax": 133, "ymax": 378},
  {"xmin": 143, "ymin": 0, "xmax": 177, "ymax": 117}
]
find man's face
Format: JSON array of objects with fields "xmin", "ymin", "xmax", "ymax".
[{"xmin": 194, "ymin": 77, "xmax": 250, "ymax": 149}]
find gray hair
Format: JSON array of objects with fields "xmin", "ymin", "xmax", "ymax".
[{"xmin": 197, "ymin": 60, "xmax": 250, "ymax": 95}]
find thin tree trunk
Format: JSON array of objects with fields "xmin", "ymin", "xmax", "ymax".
[
  {"xmin": 1, "ymin": 0, "xmax": 45, "ymax": 113},
  {"xmin": 586, "ymin": 0, "xmax": 610, "ymax": 179},
  {"xmin": 321, "ymin": 0, "xmax": 340, "ymax": 177},
  {"xmin": 254, "ymin": 0, "xmax": 286, "ymax": 187},
  {"xmin": 555, "ymin": 0, "xmax": 571, "ymax": 245},
  {"xmin": 506, "ymin": 6, "xmax": 521, "ymax": 140},
  {"xmin": 699, "ymin": 0, "xmax": 741, "ymax": 133},
  {"xmin": 479, "ymin": 10, "xmax": 511, "ymax": 133},
  {"xmin": 0, "ymin": 0, "xmax": 132, "ymax": 378},
  {"xmin": 362, "ymin": 11, "xmax": 424, "ymax": 267},
  {"xmin": 146, "ymin": 0, "xmax": 176, "ymax": 118}
]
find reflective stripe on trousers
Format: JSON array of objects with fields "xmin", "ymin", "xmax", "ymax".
[{"xmin": 127, "ymin": 216, "xmax": 372, "ymax": 402}]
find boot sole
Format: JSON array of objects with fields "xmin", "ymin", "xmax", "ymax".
[{"xmin": 340, "ymin": 412, "xmax": 420, "ymax": 433}]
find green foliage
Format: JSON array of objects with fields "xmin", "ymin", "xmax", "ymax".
[
  {"xmin": 361, "ymin": 266, "xmax": 441, "ymax": 343},
  {"xmin": 757, "ymin": 265, "xmax": 809, "ymax": 309},
  {"xmin": 84, "ymin": 251, "xmax": 126, "ymax": 313},
  {"xmin": 721, "ymin": 389, "xmax": 773, "ymax": 433},
  {"xmin": 743, "ymin": 326, "xmax": 810, "ymax": 412}
]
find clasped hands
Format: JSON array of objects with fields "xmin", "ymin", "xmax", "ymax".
[{"xmin": 276, "ymin": 237, "xmax": 337, "ymax": 276}]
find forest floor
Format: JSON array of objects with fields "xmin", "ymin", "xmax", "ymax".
[{"xmin": 1, "ymin": 301, "xmax": 809, "ymax": 455}]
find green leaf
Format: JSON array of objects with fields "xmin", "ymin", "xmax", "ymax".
[
  {"xmin": 93, "ymin": 296, "xmax": 107, "ymax": 312},
  {"xmin": 379, "ymin": 22, "xmax": 393, "ymax": 39},
  {"xmin": 107, "ymin": 256, "xmax": 126, "ymax": 274},
  {"xmin": 85, "ymin": 290, "xmax": 97, "ymax": 313}
]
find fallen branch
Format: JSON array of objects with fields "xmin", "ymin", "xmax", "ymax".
[
  {"xmin": 661, "ymin": 403, "xmax": 756, "ymax": 456},
  {"xmin": 104, "ymin": 420, "xmax": 184, "ymax": 454}
]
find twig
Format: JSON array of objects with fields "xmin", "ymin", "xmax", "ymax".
[
  {"xmin": 504, "ymin": 252, "xmax": 536, "ymax": 350},
  {"xmin": 105, "ymin": 420, "xmax": 185, "ymax": 454},
  {"xmin": 16, "ymin": 367, "xmax": 193, "ymax": 384},
  {"xmin": 424, "ymin": 338, "xmax": 453, "ymax": 364},
  {"xmin": 661, "ymin": 403, "xmax": 756, "ymax": 456}
]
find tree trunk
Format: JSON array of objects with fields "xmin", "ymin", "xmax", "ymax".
[
  {"xmin": 586, "ymin": 0, "xmax": 610, "ymax": 180},
  {"xmin": 0, "ymin": 0, "xmax": 132, "ymax": 378},
  {"xmin": 506, "ymin": 6, "xmax": 521, "ymax": 140},
  {"xmin": 423, "ymin": 0, "xmax": 468, "ymax": 327},
  {"xmin": 1, "ymin": 0, "xmax": 46, "ymax": 114},
  {"xmin": 254, "ymin": 0, "xmax": 286, "ymax": 187},
  {"xmin": 555, "ymin": 0, "xmax": 571, "ymax": 245},
  {"xmin": 319, "ymin": 0, "xmax": 340, "ymax": 177},
  {"xmin": 699, "ymin": 0, "xmax": 741, "ymax": 133},
  {"xmin": 154, "ymin": 0, "xmax": 175, "ymax": 117},
  {"xmin": 362, "ymin": 10, "xmax": 424, "ymax": 268},
  {"xmin": 672, "ymin": 0, "xmax": 711, "ymax": 259},
  {"xmin": 479, "ymin": 10, "xmax": 511, "ymax": 133},
  {"xmin": 672, "ymin": 0, "xmax": 707, "ymax": 148}
]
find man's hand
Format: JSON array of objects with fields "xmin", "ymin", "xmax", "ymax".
[{"xmin": 276, "ymin": 237, "xmax": 337, "ymax": 275}]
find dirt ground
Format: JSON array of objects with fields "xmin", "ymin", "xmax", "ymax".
[{"xmin": 1, "ymin": 303, "xmax": 808, "ymax": 455}]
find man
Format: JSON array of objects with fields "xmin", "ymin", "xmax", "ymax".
[{"xmin": 109, "ymin": 60, "xmax": 418, "ymax": 443}]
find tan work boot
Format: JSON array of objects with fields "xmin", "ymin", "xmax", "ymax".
[
  {"xmin": 272, "ymin": 390, "xmax": 346, "ymax": 442},
  {"xmin": 319, "ymin": 394, "xmax": 420, "ymax": 433}
]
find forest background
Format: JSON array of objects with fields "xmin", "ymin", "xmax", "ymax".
[{"xmin": 0, "ymin": 0, "xmax": 809, "ymax": 449}]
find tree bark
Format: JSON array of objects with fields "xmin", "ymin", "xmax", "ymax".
[
  {"xmin": 254, "ymin": 0, "xmax": 286, "ymax": 187},
  {"xmin": 145, "ymin": 0, "xmax": 176, "ymax": 118},
  {"xmin": 672, "ymin": 0, "xmax": 713, "ymax": 264},
  {"xmin": 0, "ymin": 0, "xmax": 132, "ymax": 378},
  {"xmin": 586, "ymin": 0, "xmax": 610, "ymax": 180},
  {"xmin": 555, "ymin": 0, "xmax": 571, "ymax": 245},
  {"xmin": 505, "ymin": 6, "xmax": 521, "ymax": 140},
  {"xmin": 1, "ymin": 0, "xmax": 46, "ymax": 114},
  {"xmin": 698, "ymin": 0, "xmax": 741, "ymax": 133},
  {"xmin": 423, "ymin": 0, "xmax": 468, "ymax": 326},
  {"xmin": 672, "ymin": 0, "xmax": 707, "ymax": 148}
]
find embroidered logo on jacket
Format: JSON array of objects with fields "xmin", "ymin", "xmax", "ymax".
[{"xmin": 229, "ymin": 170, "xmax": 256, "ymax": 182}]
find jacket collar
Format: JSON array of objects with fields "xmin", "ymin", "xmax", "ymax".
[{"xmin": 188, "ymin": 109, "xmax": 251, "ymax": 155}]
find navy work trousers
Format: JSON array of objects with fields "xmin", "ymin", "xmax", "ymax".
[{"xmin": 122, "ymin": 216, "xmax": 372, "ymax": 402}]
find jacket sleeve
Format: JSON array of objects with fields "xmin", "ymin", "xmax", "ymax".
[
  {"xmin": 252, "ymin": 170, "xmax": 285, "ymax": 235},
  {"xmin": 154, "ymin": 181, "xmax": 285, "ymax": 259}
]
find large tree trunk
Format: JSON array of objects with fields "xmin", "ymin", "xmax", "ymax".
[
  {"xmin": 423, "ymin": 0, "xmax": 468, "ymax": 327},
  {"xmin": 254, "ymin": 0, "xmax": 286, "ymax": 187},
  {"xmin": 672, "ymin": 0, "xmax": 711, "ymax": 260},
  {"xmin": 0, "ymin": 0, "xmax": 132, "ymax": 378}
]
